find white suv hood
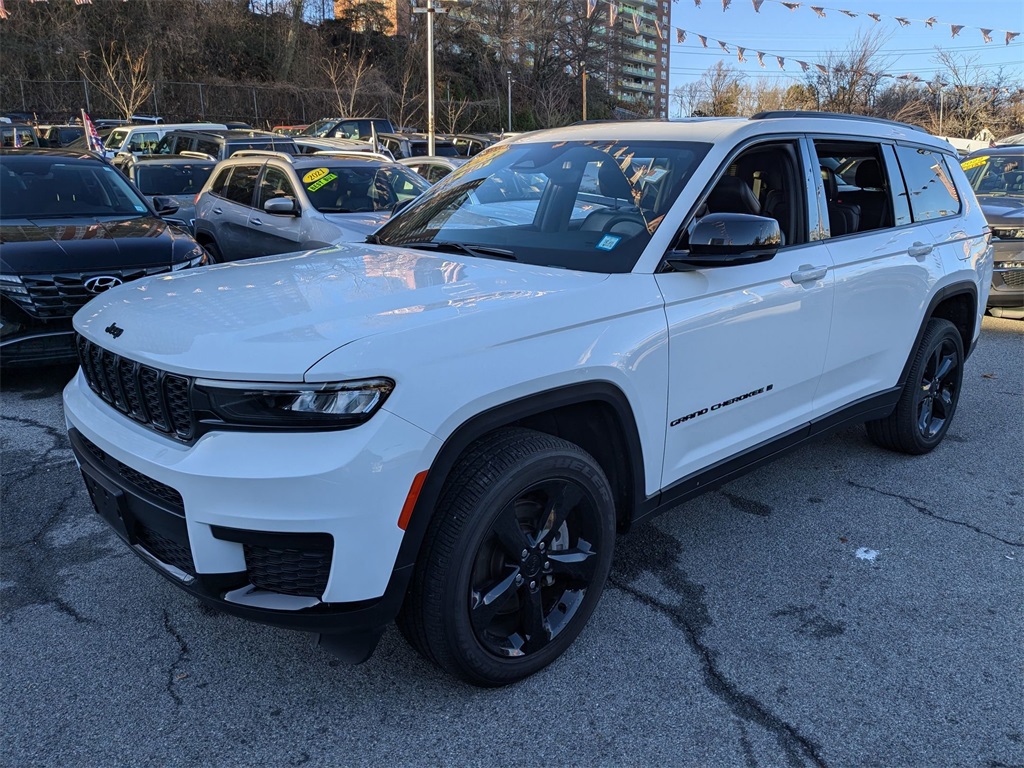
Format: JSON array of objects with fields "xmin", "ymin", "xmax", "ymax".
[{"xmin": 74, "ymin": 243, "xmax": 607, "ymax": 381}]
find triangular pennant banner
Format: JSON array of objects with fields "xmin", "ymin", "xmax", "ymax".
[
  {"xmin": 981, "ymin": 28, "xmax": 993, "ymax": 43},
  {"xmin": 839, "ymin": 9, "xmax": 857, "ymax": 18},
  {"xmin": 815, "ymin": 63, "xmax": 828, "ymax": 74},
  {"xmin": 586, "ymin": 0, "xmax": 596, "ymax": 18},
  {"xmin": 693, "ymin": 0, "xmax": 701, "ymax": 7},
  {"xmin": 608, "ymin": 3, "xmax": 618, "ymax": 26},
  {"xmin": 951, "ymin": 24, "xmax": 963, "ymax": 38},
  {"xmin": 867, "ymin": 13, "xmax": 881, "ymax": 22},
  {"xmin": 811, "ymin": 6, "xmax": 826, "ymax": 18},
  {"xmin": 924, "ymin": 17, "xmax": 937, "ymax": 28},
  {"xmin": 718, "ymin": 40, "xmax": 730, "ymax": 53},
  {"xmin": 655, "ymin": 20, "xmax": 664, "ymax": 39},
  {"xmin": 676, "ymin": 27, "xmax": 686, "ymax": 43},
  {"xmin": 895, "ymin": 17, "xmax": 911, "ymax": 27},
  {"xmin": 632, "ymin": 12, "xmax": 640, "ymax": 33},
  {"xmin": 698, "ymin": 34, "xmax": 709, "ymax": 47},
  {"xmin": 0, "ymin": 0, "xmax": 8, "ymax": 19},
  {"xmin": 722, "ymin": 0, "xmax": 732, "ymax": 9},
  {"xmin": 798, "ymin": 60, "xmax": 809, "ymax": 72},
  {"xmin": 1007, "ymin": 31, "xmax": 1021, "ymax": 45},
  {"xmin": 757, "ymin": 50, "xmax": 767, "ymax": 67},
  {"xmin": 752, "ymin": 0, "xmax": 765, "ymax": 10},
  {"xmin": 776, "ymin": 55, "xmax": 785, "ymax": 69},
  {"xmin": 781, "ymin": 1, "xmax": 800, "ymax": 9},
  {"xmin": 737, "ymin": 47, "xmax": 746, "ymax": 62}
]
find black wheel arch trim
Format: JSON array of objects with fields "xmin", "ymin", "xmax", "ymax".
[
  {"xmin": 391, "ymin": 381, "xmax": 647, "ymax": 577},
  {"xmin": 900, "ymin": 282, "xmax": 979, "ymax": 387}
]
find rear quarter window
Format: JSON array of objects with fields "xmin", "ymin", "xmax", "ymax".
[{"xmin": 894, "ymin": 146, "xmax": 962, "ymax": 222}]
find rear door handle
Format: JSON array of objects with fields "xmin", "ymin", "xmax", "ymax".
[
  {"xmin": 250, "ymin": 218, "xmax": 263, "ymax": 226},
  {"xmin": 212, "ymin": 207, "xmax": 223, "ymax": 215},
  {"xmin": 791, "ymin": 265, "xmax": 828, "ymax": 283},
  {"xmin": 908, "ymin": 242, "xmax": 933, "ymax": 258}
]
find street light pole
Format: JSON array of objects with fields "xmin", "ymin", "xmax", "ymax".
[
  {"xmin": 414, "ymin": 0, "xmax": 447, "ymax": 156},
  {"xmin": 582, "ymin": 66, "xmax": 588, "ymax": 121},
  {"xmin": 507, "ymin": 70, "xmax": 512, "ymax": 132}
]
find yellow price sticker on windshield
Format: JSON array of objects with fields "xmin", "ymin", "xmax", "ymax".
[
  {"xmin": 307, "ymin": 173, "xmax": 338, "ymax": 193},
  {"xmin": 960, "ymin": 156, "xmax": 988, "ymax": 171},
  {"xmin": 302, "ymin": 167, "xmax": 330, "ymax": 184}
]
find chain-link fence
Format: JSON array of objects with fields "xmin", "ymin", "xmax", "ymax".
[{"xmin": 0, "ymin": 78, "xmax": 355, "ymax": 128}]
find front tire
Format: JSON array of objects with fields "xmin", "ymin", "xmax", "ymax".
[
  {"xmin": 865, "ymin": 318, "xmax": 964, "ymax": 454},
  {"xmin": 398, "ymin": 428, "xmax": 616, "ymax": 686}
]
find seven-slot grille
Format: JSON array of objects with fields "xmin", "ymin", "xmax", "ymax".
[
  {"xmin": 14, "ymin": 267, "xmax": 170, "ymax": 319},
  {"xmin": 76, "ymin": 335, "xmax": 195, "ymax": 440}
]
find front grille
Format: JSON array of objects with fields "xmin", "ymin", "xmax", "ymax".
[
  {"xmin": 77, "ymin": 335, "xmax": 195, "ymax": 441},
  {"xmin": 16, "ymin": 267, "xmax": 170, "ymax": 319},
  {"xmin": 1002, "ymin": 269, "xmax": 1024, "ymax": 288},
  {"xmin": 78, "ymin": 433, "xmax": 184, "ymax": 510},
  {"xmin": 244, "ymin": 542, "xmax": 333, "ymax": 598},
  {"xmin": 137, "ymin": 525, "xmax": 196, "ymax": 575}
]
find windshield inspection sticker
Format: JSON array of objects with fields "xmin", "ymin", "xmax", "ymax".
[
  {"xmin": 596, "ymin": 234, "xmax": 622, "ymax": 251},
  {"xmin": 306, "ymin": 173, "xmax": 338, "ymax": 193},
  {"xmin": 302, "ymin": 168, "xmax": 330, "ymax": 184}
]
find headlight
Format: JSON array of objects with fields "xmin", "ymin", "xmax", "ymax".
[
  {"xmin": 193, "ymin": 378, "xmax": 395, "ymax": 428},
  {"xmin": 171, "ymin": 247, "xmax": 209, "ymax": 271}
]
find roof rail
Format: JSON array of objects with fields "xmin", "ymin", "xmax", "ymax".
[
  {"xmin": 179, "ymin": 150, "xmax": 216, "ymax": 160},
  {"xmin": 311, "ymin": 150, "xmax": 394, "ymax": 163},
  {"xmin": 230, "ymin": 150, "xmax": 295, "ymax": 162},
  {"xmin": 749, "ymin": 110, "xmax": 926, "ymax": 133}
]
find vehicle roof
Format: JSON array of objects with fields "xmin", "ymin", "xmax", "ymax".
[
  {"xmin": 0, "ymin": 148, "xmax": 102, "ymax": 161},
  {"xmin": 162, "ymin": 128, "xmax": 283, "ymax": 139},
  {"xmin": 502, "ymin": 113, "xmax": 946, "ymax": 150},
  {"xmin": 398, "ymin": 156, "xmax": 468, "ymax": 166},
  {"xmin": 130, "ymin": 154, "xmax": 218, "ymax": 165},
  {"xmin": 964, "ymin": 145, "xmax": 1024, "ymax": 159},
  {"xmin": 379, "ymin": 132, "xmax": 455, "ymax": 143}
]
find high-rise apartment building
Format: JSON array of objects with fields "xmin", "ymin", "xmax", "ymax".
[{"xmin": 333, "ymin": 0, "xmax": 413, "ymax": 37}]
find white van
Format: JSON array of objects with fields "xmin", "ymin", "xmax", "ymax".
[{"xmin": 104, "ymin": 123, "xmax": 226, "ymax": 161}]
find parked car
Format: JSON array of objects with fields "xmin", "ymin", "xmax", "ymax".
[
  {"xmin": 118, "ymin": 154, "xmax": 218, "ymax": 234},
  {"xmin": 0, "ymin": 148, "xmax": 208, "ymax": 366},
  {"xmin": 39, "ymin": 124, "xmax": 85, "ymax": 147},
  {"xmin": 398, "ymin": 155, "xmax": 469, "ymax": 183},
  {"xmin": 272, "ymin": 124, "xmax": 309, "ymax": 136},
  {"xmin": 378, "ymin": 132, "xmax": 459, "ymax": 159},
  {"xmin": 293, "ymin": 136, "xmax": 394, "ymax": 161},
  {"xmin": 104, "ymin": 122, "xmax": 228, "ymax": 166},
  {"xmin": 452, "ymin": 132, "xmax": 505, "ymax": 157},
  {"xmin": 960, "ymin": 145, "xmax": 1024, "ymax": 317},
  {"xmin": 192, "ymin": 150, "xmax": 428, "ymax": 262},
  {"xmin": 149, "ymin": 129, "xmax": 296, "ymax": 163},
  {"xmin": 64, "ymin": 112, "xmax": 991, "ymax": 685},
  {"xmin": 0, "ymin": 124, "xmax": 45, "ymax": 148},
  {"xmin": 300, "ymin": 117, "xmax": 396, "ymax": 141}
]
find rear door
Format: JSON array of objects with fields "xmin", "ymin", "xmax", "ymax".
[
  {"xmin": 811, "ymin": 138, "xmax": 944, "ymax": 413},
  {"xmin": 213, "ymin": 163, "xmax": 264, "ymax": 260}
]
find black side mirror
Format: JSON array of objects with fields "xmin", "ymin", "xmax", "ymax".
[
  {"xmin": 667, "ymin": 212, "xmax": 782, "ymax": 270},
  {"xmin": 152, "ymin": 196, "xmax": 180, "ymax": 216},
  {"xmin": 391, "ymin": 198, "xmax": 414, "ymax": 216}
]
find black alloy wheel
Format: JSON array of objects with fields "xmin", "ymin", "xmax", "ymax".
[
  {"xmin": 398, "ymin": 427, "xmax": 616, "ymax": 686},
  {"xmin": 866, "ymin": 318, "xmax": 964, "ymax": 454}
]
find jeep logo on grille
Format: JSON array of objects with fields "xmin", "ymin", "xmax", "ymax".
[
  {"xmin": 84, "ymin": 275, "xmax": 123, "ymax": 294},
  {"xmin": 104, "ymin": 323, "xmax": 124, "ymax": 339}
]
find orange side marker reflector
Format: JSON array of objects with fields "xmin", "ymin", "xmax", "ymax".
[{"xmin": 397, "ymin": 470, "xmax": 428, "ymax": 531}]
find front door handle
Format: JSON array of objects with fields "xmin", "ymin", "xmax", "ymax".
[
  {"xmin": 908, "ymin": 242, "xmax": 934, "ymax": 258},
  {"xmin": 791, "ymin": 264, "xmax": 828, "ymax": 283},
  {"xmin": 212, "ymin": 207, "xmax": 223, "ymax": 215},
  {"xmin": 250, "ymin": 218, "xmax": 263, "ymax": 226}
]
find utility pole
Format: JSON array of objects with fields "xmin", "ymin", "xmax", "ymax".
[
  {"xmin": 507, "ymin": 70, "xmax": 513, "ymax": 132},
  {"xmin": 413, "ymin": 0, "xmax": 448, "ymax": 156},
  {"xmin": 582, "ymin": 67, "xmax": 588, "ymax": 121}
]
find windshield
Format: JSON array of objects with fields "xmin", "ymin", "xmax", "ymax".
[
  {"xmin": 303, "ymin": 118, "xmax": 340, "ymax": 138},
  {"xmin": 961, "ymin": 153, "xmax": 1024, "ymax": 197},
  {"xmin": 135, "ymin": 162, "xmax": 215, "ymax": 195},
  {"xmin": 0, "ymin": 157, "xmax": 151, "ymax": 219},
  {"xmin": 303, "ymin": 164, "xmax": 429, "ymax": 213},
  {"xmin": 107, "ymin": 128, "xmax": 130, "ymax": 150},
  {"xmin": 65, "ymin": 129, "xmax": 112, "ymax": 150},
  {"xmin": 375, "ymin": 139, "xmax": 711, "ymax": 273}
]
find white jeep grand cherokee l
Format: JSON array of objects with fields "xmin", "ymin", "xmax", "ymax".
[{"xmin": 65, "ymin": 112, "xmax": 993, "ymax": 686}]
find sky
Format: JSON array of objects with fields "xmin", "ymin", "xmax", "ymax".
[{"xmin": 667, "ymin": 0, "xmax": 1024, "ymax": 102}]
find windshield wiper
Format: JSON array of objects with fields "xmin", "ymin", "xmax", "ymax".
[{"xmin": 397, "ymin": 240, "xmax": 517, "ymax": 260}]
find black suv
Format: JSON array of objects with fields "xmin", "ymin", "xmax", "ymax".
[
  {"xmin": 0, "ymin": 149, "xmax": 208, "ymax": 366},
  {"xmin": 377, "ymin": 132, "xmax": 459, "ymax": 159},
  {"xmin": 149, "ymin": 129, "xmax": 297, "ymax": 163}
]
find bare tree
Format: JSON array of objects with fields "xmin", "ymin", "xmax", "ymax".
[
  {"xmin": 808, "ymin": 28, "xmax": 892, "ymax": 115},
  {"xmin": 688, "ymin": 62, "xmax": 745, "ymax": 116},
  {"xmin": 930, "ymin": 49, "xmax": 1018, "ymax": 138},
  {"xmin": 79, "ymin": 41, "xmax": 153, "ymax": 119},
  {"xmin": 321, "ymin": 47, "xmax": 374, "ymax": 116}
]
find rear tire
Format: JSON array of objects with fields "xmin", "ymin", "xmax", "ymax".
[
  {"xmin": 398, "ymin": 427, "xmax": 615, "ymax": 687},
  {"xmin": 202, "ymin": 241, "xmax": 222, "ymax": 264},
  {"xmin": 865, "ymin": 318, "xmax": 964, "ymax": 454}
]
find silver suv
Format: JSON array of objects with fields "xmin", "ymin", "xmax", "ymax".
[{"xmin": 193, "ymin": 151, "xmax": 429, "ymax": 262}]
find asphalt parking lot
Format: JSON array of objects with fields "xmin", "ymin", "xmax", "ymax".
[{"xmin": 2, "ymin": 315, "xmax": 1022, "ymax": 768}]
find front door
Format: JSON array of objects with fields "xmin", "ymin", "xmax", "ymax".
[{"xmin": 656, "ymin": 138, "xmax": 835, "ymax": 486}]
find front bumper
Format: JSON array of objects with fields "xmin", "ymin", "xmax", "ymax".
[
  {"xmin": 64, "ymin": 370, "xmax": 441, "ymax": 638},
  {"xmin": 988, "ymin": 239, "xmax": 1024, "ymax": 308},
  {"xmin": 0, "ymin": 314, "xmax": 76, "ymax": 366}
]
